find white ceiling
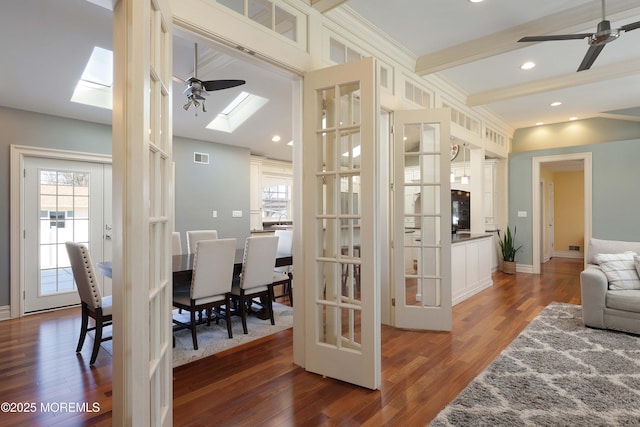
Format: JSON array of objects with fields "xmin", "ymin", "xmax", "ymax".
[
  {"xmin": 345, "ymin": 0, "xmax": 640, "ymax": 129},
  {"xmin": 1, "ymin": 0, "xmax": 639, "ymax": 163}
]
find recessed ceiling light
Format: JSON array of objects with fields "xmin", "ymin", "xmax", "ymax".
[
  {"xmin": 569, "ymin": 117, "xmax": 578, "ymax": 121},
  {"xmin": 469, "ymin": 0, "xmax": 484, "ymax": 3},
  {"xmin": 287, "ymin": 140, "xmax": 293, "ymax": 146},
  {"xmin": 272, "ymin": 135, "xmax": 281, "ymax": 142},
  {"xmin": 520, "ymin": 61, "xmax": 536, "ymax": 70},
  {"xmin": 536, "ymin": 122, "xmax": 544, "ymax": 126},
  {"xmin": 550, "ymin": 101, "xmax": 562, "ymax": 107}
]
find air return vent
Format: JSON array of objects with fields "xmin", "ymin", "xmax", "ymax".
[{"xmin": 194, "ymin": 152, "xmax": 209, "ymax": 164}]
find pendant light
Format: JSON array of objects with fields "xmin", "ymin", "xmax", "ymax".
[{"xmin": 461, "ymin": 143, "xmax": 470, "ymax": 185}]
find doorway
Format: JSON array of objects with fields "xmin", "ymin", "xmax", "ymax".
[
  {"xmin": 532, "ymin": 152, "xmax": 592, "ymax": 274},
  {"xmin": 10, "ymin": 146, "xmax": 112, "ymax": 316}
]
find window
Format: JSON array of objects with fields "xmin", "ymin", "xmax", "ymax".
[
  {"xmin": 261, "ymin": 172, "xmax": 292, "ymax": 220},
  {"xmin": 216, "ymin": 0, "xmax": 299, "ymax": 42},
  {"xmin": 262, "ymin": 181, "xmax": 291, "ymax": 220}
]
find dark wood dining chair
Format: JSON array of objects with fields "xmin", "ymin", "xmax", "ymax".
[
  {"xmin": 172, "ymin": 238, "xmax": 236, "ymax": 350},
  {"xmin": 231, "ymin": 236, "xmax": 282, "ymax": 334},
  {"xmin": 65, "ymin": 241, "xmax": 112, "ymax": 365}
]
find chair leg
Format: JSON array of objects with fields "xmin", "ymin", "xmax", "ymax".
[
  {"xmin": 240, "ymin": 294, "xmax": 248, "ymax": 335},
  {"xmin": 190, "ymin": 307, "xmax": 198, "ymax": 350},
  {"xmin": 77, "ymin": 304, "xmax": 89, "ymax": 353},
  {"xmin": 268, "ymin": 286, "xmax": 275, "ymax": 326},
  {"xmin": 90, "ymin": 310, "xmax": 103, "ymax": 365},
  {"xmin": 225, "ymin": 295, "xmax": 233, "ymax": 339}
]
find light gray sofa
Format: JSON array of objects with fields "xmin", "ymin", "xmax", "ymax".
[{"xmin": 580, "ymin": 238, "xmax": 640, "ymax": 335}]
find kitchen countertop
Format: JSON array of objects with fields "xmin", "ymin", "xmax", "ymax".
[{"xmin": 452, "ymin": 233, "xmax": 493, "ymax": 243}]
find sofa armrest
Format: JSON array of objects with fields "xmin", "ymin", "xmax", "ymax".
[{"xmin": 580, "ymin": 267, "xmax": 608, "ymax": 328}]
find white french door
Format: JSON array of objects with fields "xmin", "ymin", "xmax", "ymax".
[
  {"xmin": 23, "ymin": 157, "xmax": 112, "ymax": 313},
  {"xmin": 112, "ymin": 0, "xmax": 173, "ymax": 424},
  {"xmin": 392, "ymin": 108, "xmax": 452, "ymax": 330},
  {"xmin": 303, "ymin": 57, "xmax": 380, "ymax": 390}
]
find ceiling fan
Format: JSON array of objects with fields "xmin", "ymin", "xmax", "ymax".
[
  {"xmin": 518, "ymin": 0, "xmax": 640, "ymax": 72},
  {"xmin": 174, "ymin": 43, "xmax": 246, "ymax": 113}
]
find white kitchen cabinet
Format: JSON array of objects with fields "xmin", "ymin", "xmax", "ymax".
[{"xmin": 451, "ymin": 235, "xmax": 493, "ymax": 305}]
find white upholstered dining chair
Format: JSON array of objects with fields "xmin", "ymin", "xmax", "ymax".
[
  {"xmin": 65, "ymin": 241, "xmax": 112, "ymax": 365},
  {"xmin": 172, "ymin": 231, "xmax": 183, "ymax": 255},
  {"xmin": 273, "ymin": 229, "xmax": 293, "ymax": 305},
  {"xmin": 231, "ymin": 236, "xmax": 288, "ymax": 334},
  {"xmin": 172, "ymin": 238, "xmax": 237, "ymax": 350},
  {"xmin": 186, "ymin": 230, "xmax": 218, "ymax": 254}
]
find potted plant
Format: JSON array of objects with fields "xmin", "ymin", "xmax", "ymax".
[{"xmin": 498, "ymin": 226, "xmax": 522, "ymax": 274}]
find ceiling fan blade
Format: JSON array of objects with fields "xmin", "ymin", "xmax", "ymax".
[
  {"xmin": 202, "ymin": 79, "xmax": 246, "ymax": 91},
  {"xmin": 619, "ymin": 20, "xmax": 640, "ymax": 32},
  {"xmin": 172, "ymin": 75, "xmax": 186, "ymax": 84},
  {"xmin": 518, "ymin": 33, "xmax": 593, "ymax": 42},
  {"xmin": 577, "ymin": 44, "xmax": 605, "ymax": 71}
]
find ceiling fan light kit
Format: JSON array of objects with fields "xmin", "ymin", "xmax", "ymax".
[
  {"xmin": 179, "ymin": 43, "xmax": 246, "ymax": 114},
  {"xmin": 518, "ymin": 0, "xmax": 640, "ymax": 71}
]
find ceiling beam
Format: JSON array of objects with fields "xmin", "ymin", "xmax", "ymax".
[
  {"xmin": 415, "ymin": 0, "xmax": 640, "ymax": 75},
  {"xmin": 466, "ymin": 58, "xmax": 640, "ymax": 107},
  {"xmin": 311, "ymin": 0, "xmax": 350, "ymax": 14}
]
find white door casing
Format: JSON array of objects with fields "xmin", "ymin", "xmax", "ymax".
[
  {"xmin": 392, "ymin": 108, "xmax": 452, "ymax": 331},
  {"xmin": 302, "ymin": 57, "xmax": 380, "ymax": 390},
  {"xmin": 112, "ymin": 0, "xmax": 173, "ymax": 424},
  {"xmin": 9, "ymin": 145, "xmax": 112, "ymax": 318}
]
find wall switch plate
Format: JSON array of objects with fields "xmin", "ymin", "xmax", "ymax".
[
  {"xmin": 518, "ymin": 211, "xmax": 527, "ymax": 217},
  {"xmin": 212, "ymin": 210, "xmax": 217, "ymax": 218},
  {"xmin": 232, "ymin": 210, "xmax": 243, "ymax": 218}
]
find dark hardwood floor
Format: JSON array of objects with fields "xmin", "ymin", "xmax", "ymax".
[{"xmin": 0, "ymin": 258, "xmax": 583, "ymax": 426}]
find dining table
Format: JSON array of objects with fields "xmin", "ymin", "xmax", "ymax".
[{"xmin": 96, "ymin": 249, "xmax": 293, "ymax": 284}]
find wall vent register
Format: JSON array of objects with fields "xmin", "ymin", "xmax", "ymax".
[{"xmin": 194, "ymin": 152, "xmax": 210, "ymax": 164}]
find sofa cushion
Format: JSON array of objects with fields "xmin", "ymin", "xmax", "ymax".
[
  {"xmin": 587, "ymin": 238, "xmax": 640, "ymax": 265},
  {"xmin": 595, "ymin": 252, "xmax": 640, "ymax": 290},
  {"xmin": 606, "ymin": 290, "xmax": 640, "ymax": 314}
]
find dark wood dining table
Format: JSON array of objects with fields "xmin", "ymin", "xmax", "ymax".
[{"xmin": 96, "ymin": 249, "xmax": 293, "ymax": 285}]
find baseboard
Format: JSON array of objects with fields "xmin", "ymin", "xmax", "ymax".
[
  {"xmin": 516, "ymin": 264, "xmax": 534, "ymax": 274},
  {"xmin": 0, "ymin": 305, "xmax": 11, "ymax": 321},
  {"xmin": 553, "ymin": 251, "xmax": 584, "ymax": 259}
]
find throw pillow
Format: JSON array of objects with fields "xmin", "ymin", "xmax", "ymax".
[{"xmin": 594, "ymin": 252, "xmax": 640, "ymax": 290}]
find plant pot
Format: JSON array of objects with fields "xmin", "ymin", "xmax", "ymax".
[{"xmin": 503, "ymin": 260, "xmax": 516, "ymax": 274}]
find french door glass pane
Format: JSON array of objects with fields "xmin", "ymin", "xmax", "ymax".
[
  {"xmin": 38, "ymin": 169, "xmax": 91, "ymax": 296},
  {"xmin": 403, "ymin": 123, "xmax": 443, "ymax": 308}
]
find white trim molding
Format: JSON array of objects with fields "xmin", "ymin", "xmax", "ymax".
[
  {"xmin": 0, "ymin": 306, "xmax": 10, "ymax": 321},
  {"xmin": 532, "ymin": 152, "xmax": 592, "ymax": 275}
]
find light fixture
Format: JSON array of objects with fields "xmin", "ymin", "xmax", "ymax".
[
  {"xmin": 520, "ymin": 61, "xmax": 536, "ymax": 70},
  {"xmin": 550, "ymin": 101, "xmax": 562, "ymax": 107},
  {"xmin": 569, "ymin": 117, "xmax": 578, "ymax": 121},
  {"xmin": 536, "ymin": 122, "xmax": 544, "ymax": 126},
  {"xmin": 461, "ymin": 143, "xmax": 470, "ymax": 185},
  {"xmin": 469, "ymin": 0, "xmax": 484, "ymax": 3},
  {"xmin": 272, "ymin": 135, "xmax": 281, "ymax": 142}
]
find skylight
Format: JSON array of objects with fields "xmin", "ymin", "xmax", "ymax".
[
  {"xmin": 71, "ymin": 46, "xmax": 113, "ymax": 109},
  {"xmin": 206, "ymin": 91, "xmax": 268, "ymax": 133}
]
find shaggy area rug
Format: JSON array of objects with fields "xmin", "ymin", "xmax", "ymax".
[
  {"xmin": 100, "ymin": 302, "xmax": 293, "ymax": 367},
  {"xmin": 430, "ymin": 302, "xmax": 640, "ymax": 426}
]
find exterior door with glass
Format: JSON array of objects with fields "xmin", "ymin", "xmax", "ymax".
[
  {"xmin": 23, "ymin": 157, "xmax": 112, "ymax": 313},
  {"xmin": 303, "ymin": 57, "xmax": 380, "ymax": 389},
  {"xmin": 393, "ymin": 108, "xmax": 452, "ymax": 330}
]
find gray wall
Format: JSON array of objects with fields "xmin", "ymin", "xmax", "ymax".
[
  {"xmin": 509, "ymin": 122, "xmax": 640, "ymax": 265},
  {"xmin": 173, "ymin": 136, "xmax": 250, "ymax": 252},
  {"xmin": 0, "ymin": 107, "xmax": 112, "ymax": 307},
  {"xmin": 0, "ymin": 106, "xmax": 250, "ymax": 308}
]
